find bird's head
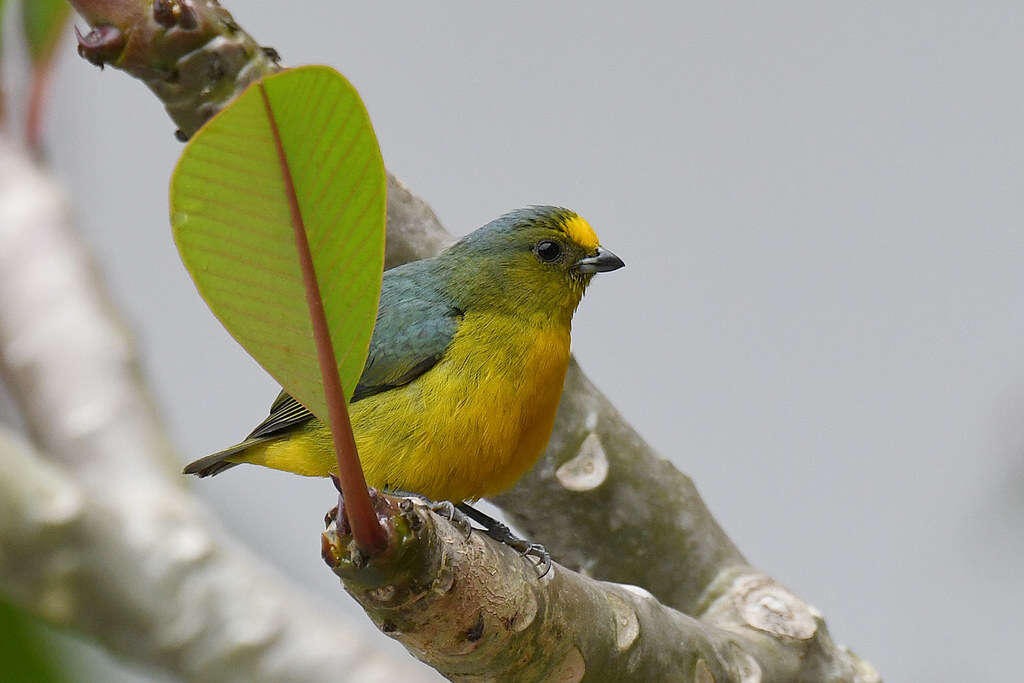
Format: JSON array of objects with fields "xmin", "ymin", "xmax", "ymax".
[{"xmin": 443, "ymin": 206, "xmax": 624, "ymax": 322}]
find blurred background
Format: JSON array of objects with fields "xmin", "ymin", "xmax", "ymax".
[{"xmin": 3, "ymin": 2, "xmax": 1023, "ymax": 681}]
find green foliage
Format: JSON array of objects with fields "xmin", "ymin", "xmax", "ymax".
[
  {"xmin": 170, "ymin": 66, "xmax": 387, "ymax": 418},
  {"xmin": 21, "ymin": 0, "xmax": 71, "ymax": 64},
  {"xmin": 0, "ymin": 599, "xmax": 61, "ymax": 683}
]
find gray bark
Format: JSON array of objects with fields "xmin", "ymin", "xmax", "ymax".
[{"xmin": 324, "ymin": 497, "xmax": 879, "ymax": 682}]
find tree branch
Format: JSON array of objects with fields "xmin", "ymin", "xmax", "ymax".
[
  {"xmin": 324, "ymin": 497, "xmax": 879, "ymax": 682},
  {"xmin": 0, "ymin": 136, "xmax": 432, "ymax": 682},
  {"xmin": 0, "ymin": 428, "xmax": 429, "ymax": 682}
]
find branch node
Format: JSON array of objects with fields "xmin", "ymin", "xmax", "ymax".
[
  {"xmin": 178, "ymin": 1, "xmax": 198, "ymax": 30},
  {"xmin": 605, "ymin": 591, "xmax": 640, "ymax": 650},
  {"xmin": 548, "ymin": 646, "xmax": 585, "ymax": 683},
  {"xmin": 321, "ymin": 528, "xmax": 342, "ymax": 568},
  {"xmin": 368, "ymin": 584, "xmax": 397, "ymax": 602},
  {"xmin": 726, "ymin": 643, "xmax": 763, "ymax": 683},
  {"xmin": 152, "ymin": 0, "xmax": 178, "ymax": 28},
  {"xmin": 694, "ymin": 658, "xmax": 716, "ymax": 683},
  {"xmin": 402, "ymin": 504, "xmax": 424, "ymax": 532},
  {"xmin": 735, "ymin": 576, "xmax": 817, "ymax": 640},
  {"xmin": 74, "ymin": 25, "xmax": 125, "ymax": 68},
  {"xmin": 555, "ymin": 431, "xmax": 609, "ymax": 491},
  {"xmin": 73, "ymin": 0, "xmax": 280, "ymax": 138}
]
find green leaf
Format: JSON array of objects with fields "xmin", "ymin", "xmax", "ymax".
[
  {"xmin": 21, "ymin": 0, "xmax": 71, "ymax": 65},
  {"xmin": 0, "ymin": 599, "xmax": 61, "ymax": 683},
  {"xmin": 170, "ymin": 65, "xmax": 387, "ymax": 418}
]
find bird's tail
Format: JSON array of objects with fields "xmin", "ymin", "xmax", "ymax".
[{"xmin": 182, "ymin": 439, "xmax": 266, "ymax": 478}]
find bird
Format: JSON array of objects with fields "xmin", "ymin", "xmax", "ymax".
[{"xmin": 184, "ymin": 206, "xmax": 623, "ymax": 510}]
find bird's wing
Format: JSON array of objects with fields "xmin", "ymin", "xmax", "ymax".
[
  {"xmin": 245, "ymin": 262, "xmax": 460, "ymax": 439},
  {"xmin": 246, "ymin": 391, "xmax": 314, "ymax": 439}
]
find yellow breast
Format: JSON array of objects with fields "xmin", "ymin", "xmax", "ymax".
[
  {"xmin": 240, "ymin": 311, "xmax": 572, "ymax": 501},
  {"xmin": 350, "ymin": 311, "xmax": 571, "ymax": 501}
]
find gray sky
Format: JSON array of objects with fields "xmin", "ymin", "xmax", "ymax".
[{"xmin": 33, "ymin": 2, "xmax": 1024, "ymax": 680}]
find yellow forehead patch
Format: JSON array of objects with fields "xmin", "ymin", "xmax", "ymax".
[{"xmin": 561, "ymin": 215, "xmax": 600, "ymax": 252}]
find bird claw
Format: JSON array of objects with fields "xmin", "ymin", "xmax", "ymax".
[
  {"xmin": 528, "ymin": 546, "xmax": 552, "ymax": 578},
  {"xmin": 386, "ymin": 493, "xmax": 550, "ymax": 575},
  {"xmin": 429, "ymin": 499, "xmax": 456, "ymax": 520},
  {"xmin": 469, "ymin": 514, "xmax": 552, "ymax": 578},
  {"xmin": 506, "ymin": 539, "xmax": 552, "ymax": 577},
  {"xmin": 429, "ymin": 500, "xmax": 473, "ymax": 539},
  {"xmin": 389, "ymin": 490, "xmax": 473, "ymax": 539}
]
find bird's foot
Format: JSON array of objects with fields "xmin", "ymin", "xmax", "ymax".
[
  {"xmin": 482, "ymin": 521, "xmax": 552, "ymax": 578},
  {"xmin": 456, "ymin": 503, "xmax": 552, "ymax": 577},
  {"xmin": 427, "ymin": 499, "xmax": 473, "ymax": 539},
  {"xmin": 388, "ymin": 490, "xmax": 473, "ymax": 539},
  {"xmin": 382, "ymin": 493, "xmax": 551, "ymax": 576}
]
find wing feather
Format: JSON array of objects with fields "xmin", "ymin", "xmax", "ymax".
[{"xmin": 242, "ymin": 259, "xmax": 459, "ymax": 440}]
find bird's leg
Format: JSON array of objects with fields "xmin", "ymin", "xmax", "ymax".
[
  {"xmin": 380, "ymin": 492, "xmax": 550, "ymax": 575},
  {"xmin": 456, "ymin": 503, "xmax": 551, "ymax": 577},
  {"xmin": 427, "ymin": 500, "xmax": 472, "ymax": 537},
  {"xmin": 388, "ymin": 490, "xmax": 473, "ymax": 539}
]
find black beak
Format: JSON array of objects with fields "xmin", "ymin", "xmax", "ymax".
[{"xmin": 573, "ymin": 247, "xmax": 625, "ymax": 274}]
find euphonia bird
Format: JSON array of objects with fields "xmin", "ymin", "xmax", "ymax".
[{"xmin": 184, "ymin": 206, "xmax": 624, "ymax": 505}]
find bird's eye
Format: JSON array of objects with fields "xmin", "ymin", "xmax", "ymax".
[{"xmin": 535, "ymin": 240, "xmax": 562, "ymax": 263}]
